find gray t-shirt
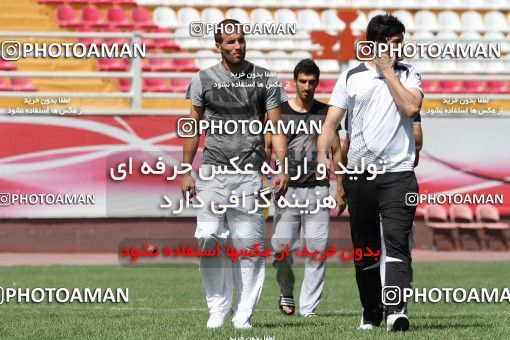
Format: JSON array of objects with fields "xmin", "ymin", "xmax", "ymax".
[
  {"xmin": 282, "ymin": 100, "xmax": 337, "ymax": 187},
  {"xmin": 186, "ymin": 61, "xmax": 288, "ymax": 169}
]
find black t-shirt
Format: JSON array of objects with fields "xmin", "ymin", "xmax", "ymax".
[{"xmin": 281, "ymin": 100, "xmax": 339, "ymax": 188}]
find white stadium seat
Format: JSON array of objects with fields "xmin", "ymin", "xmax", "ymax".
[
  {"xmin": 246, "ymin": 50, "xmax": 270, "ymax": 69},
  {"xmin": 230, "ymin": 0, "xmax": 256, "ymax": 5},
  {"xmin": 321, "ymin": 10, "xmax": 346, "ymax": 31},
  {"xmin": 250, "ymin": 8, "xmax": 274, "ymax": 24},
  {"xmin": 293, "ymin": 30, "xmax": 312, "ymax": 50},
  {"xmin": 436, "ymin": 30, "xmax": 458, "ymax": 41},
  {"xmin": 266, "ymin": 51, "xmax": 293, "ymax": 72},
  {"xmin": 315, "ymin": 59, "xmax": 340, "ymax": 73},
  {"xmin": 443, "ymin": 0, "xmax": 462, "ymax": 8},
  {"xmin": 437, "ymin": 58, "xmax": 459, "ymax": 73},
  {"xmin": 368, "ymin": 10, "xmax": 387, "ymax": 21},
  {"xmin": 175, "ymin": 27, "xmax": 202, "ymax": 49},
  {"xmin": 483, "ymin": 58, "xmax": 505, "ymax": 73},
  {"xmin": 484, "ymin": 11, "xmax": 508, "ymax": 32},
  {"xmin": 196, "ymin": 50, "xmax": 219, "ymax": 70},
  {"xmin": 461, "ymin": 59, "xmax": 484, "ymax": 73},
  {"xmin": 414, "ymin": 0, "xmax": 440, "ymax": 9},
  {"xmin": 247, "ymin": 34, "xmax": 273, "ymax": 50},
  {"xmin": 464, "ymin": 0, "xmax": 485, "ymax": 9},
  {"xmin": 290, "ymin": 50, "xmax": 312, "ymax": 60},
  {"xmin": 484, "ymin": 31, "xmax": 510, "ymax": 53},
  {"xmin": 177, "ymin": 7, "xmax": 201, "ymax": 26},
  {"xmin": 414, "ymin": 10, "xmax": 439, "ymax": 31},
  {"xmin": 412, "ymin": 59, "xmax": 435, "ymax": 74},
  {"xmin": 274, "ymin": 9, "xmax": 297, "ymax": 26},
  {"xmin": 364, "ymin": 0, "xmax": 393, "ymax": 6},
  {"xmin": 392, "ymin": 10, "xmax": 415, "ymax": 31},
  {"xmin": 410, "ymin": 30, "xmax": 435, "ymax": 42},
  {"xmin": 297, "ymin": 9, "xmax": 322, "ymax": 30},
  {"xmin": 459, "ymin": 32, "xmax": 483, "ymax": 73},
  {"xmin": 201, "ymin": 8, "xmax": 224, "ymax": 25},
  {"xmin": 486, "ymin": 0, "xmax": 508, "ymax": 9},
  {"xmin": 323, "ymin": 0, "xmax": 350, "ymax": 5},
  {"xmin": 153, "ymin": 7, "xmax": 178, "ymax": 29},
  {"xmin": 225, "ymin": 8, "xmax": 250, "ymax": 24},
  {"xmin": 461, "ymin": 11, "xmax": 485, "ymax": 32},
  {"xmin": 438, "ymin": 11, "xmax": 461, "ymax": 31},
  {"xmin": 350, "ymin": 11, "xmax": 368, "ymax": 35},
  {"xmin": 459, "ymin": 31, "xmax": 482, "ymax": 41}
]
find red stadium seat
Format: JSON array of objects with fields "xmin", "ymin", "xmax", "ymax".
[
  {"xmin": 476, "ymin": 205, "xmax": 509, "ymax": 250},
  {"xmin": 97, "ymin": 58, "xmax": 129, "ymax": 71},
  {"xmin": 88, "ymin": 0, "xmax": 136, "ymax": 5},
  {"xmin": 88, "ymin": 0, "xmax": 115, "ymax": 4},
  {"xmin": 422, "ymin": 80, "xmax": 440, "ymax": 93},
  {"xmin": 56, "ymin": 6, "xmax": 82, "ymax": 28},
  {"xmin": 118, "ymin": 78, "xmax": 131, "ymax": 92},
  {"xmin": 142, "ymin": 38, "xmax": 157, "ymax": 49},
  {"xmin": 77, "ymin": 27, "xmax": 104, "ymax": 47},
  {"xmin": 104, "ymin": 28, "xmax": 129, "ymax": 47},
  {"xmin": 169, "ymin": 78, "xmax": 191, "ymax": 92},
  {"xmin": 0, "ymin": 59, "xmax": 16, "ymax": 71},
  {"xmin": 316, "ymin": 79, "xmax": 336, "ymax": 93},
  {"xmin": 150, "ymin": 58, "xmax": 177, "ymax": 72},
  {"xmin": 141, "ymin": 59, "xmax": 152, "ymax": 72},
  {"xmin": 68, "ymin": 0, "xmax": 89, "ymax": 4},
  {"xmin": 82, "ymin": 7, "xmax": 108, "ymax": 28},
  {"xmin": 462, "ymin": 81, "xmax": 487, "ymax": 94},
  {"xmin": 173, "ymin": 58, "xmax": 199, "ymax": 72},
  {"xmin": 38, "ymin": 0, "xmax": 65, "ymax": 4},
  {"xmin": 143, "ymin": 78, "xmax": 172, "ymax": 92},
  {"xmin": 284, "ymin": 80, "xmax": 296, "ymax": 93},
  {"xmin": 439, "ymin": 81, "xmax": 463, "ymax": 94},
  {"xmin": 113, "ymin": 0, "xmax": 136, "ymax": 4},
  {"xmin": 450, "ymin": 205, "xmax": 485, "ymax": 250},
  {"xmin": 107, "ymin": 8, "xmax": 134, "ymax": 29},
  {"xmin": 132, "ymin": 8, "xmax": 157, "ymax": 29},
  {"xmin": 486, "ymin": 81, "xmax": 510, "ymax": 94},
  {"xmin": 424, "ymin": 204, "xmax": 459, "ymax": 250},
  {"xmin": 10, "ymin": 78, "xmax": 36, "ymax": 91},
  {"xmin": 0, "ymin": 78, "xmax": 12, "ymax": 91},
  {"xmin": 152, "ymin": 28, "xmax": 181, "ymax": 50}
]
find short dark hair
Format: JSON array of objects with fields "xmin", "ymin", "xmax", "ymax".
[
  {"xmin": 293, "ymin": 58, "xmax": 320, "ymax": 81},
  {"xmin": 366, "ymin": 14, "xmax": 405, "ymax": 42},
  {"xmin": 214, "ymin": 19, "xmax": 243, "ymax": 44}
]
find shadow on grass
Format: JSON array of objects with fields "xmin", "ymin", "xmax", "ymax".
[
  {"xmin": 412, "ymin": 321, "xmax": 488, "ymax": 331},
  {"xmin": 414, "ymin": 313, "xmax": 501, "ymax": 320},
  {"xmin": 319, "ymin": 311, "xmax": 359, "ymax": 317}
]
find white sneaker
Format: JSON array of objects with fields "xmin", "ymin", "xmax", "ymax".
[
  {"xmin": 233, "ymin": 316, "xmax": 253, "ymax": 329},
  {"xmin": 358, "ymin": 315, "xmax": 379, "ymax": 330},
  {"xmin": 386, "ymin": 313, "xmax": 410, "ymax": 332},
  {"xmin": 206, "ymin": 309, "xmax": 233, "ymax": 329}
]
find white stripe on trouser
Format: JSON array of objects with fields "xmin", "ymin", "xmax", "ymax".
[
  {"xmin": 195, "ymin": 167, "xmax": 265, "ymax": 325},
  {"xmin": 380, "ymin": 221, "xmax": 416, "ymax": 292},
  {"xmin": 271, "ymin": 186, "xmax": 330, "ymax": 316}
]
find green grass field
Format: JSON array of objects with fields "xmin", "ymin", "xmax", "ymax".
[{"xmin": 0, "ymin": 262, "xmax": 509, "ymax": 339}]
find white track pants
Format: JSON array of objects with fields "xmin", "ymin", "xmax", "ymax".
[
  {"xmin": 195, "ymin": 166, "xmax": 265, "ymax": 325},
  {"xmin": 271, "ymin": 186, "xmax": 330, "ymax": 316}
]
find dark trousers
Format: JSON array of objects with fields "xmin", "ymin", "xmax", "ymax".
[{"xmin": 344, "ymin": 171, "xmax": 418, "ymax": 324}]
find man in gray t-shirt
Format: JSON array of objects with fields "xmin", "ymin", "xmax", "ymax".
[
  {"xmin": 181, "ymin": 19, "xmax": 289, "ymax": 330},
  {"xmin": 185, "ymin": 58, "xmax": 286, "ymax": 170},
  {"xmin": 267, "ymin": 59, "xmax": 343, "ymax": 318}
]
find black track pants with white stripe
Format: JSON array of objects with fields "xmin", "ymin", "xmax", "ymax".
[{"xmin": 344, "ymin": 171, "xmax": 418, "ymax": 321}]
